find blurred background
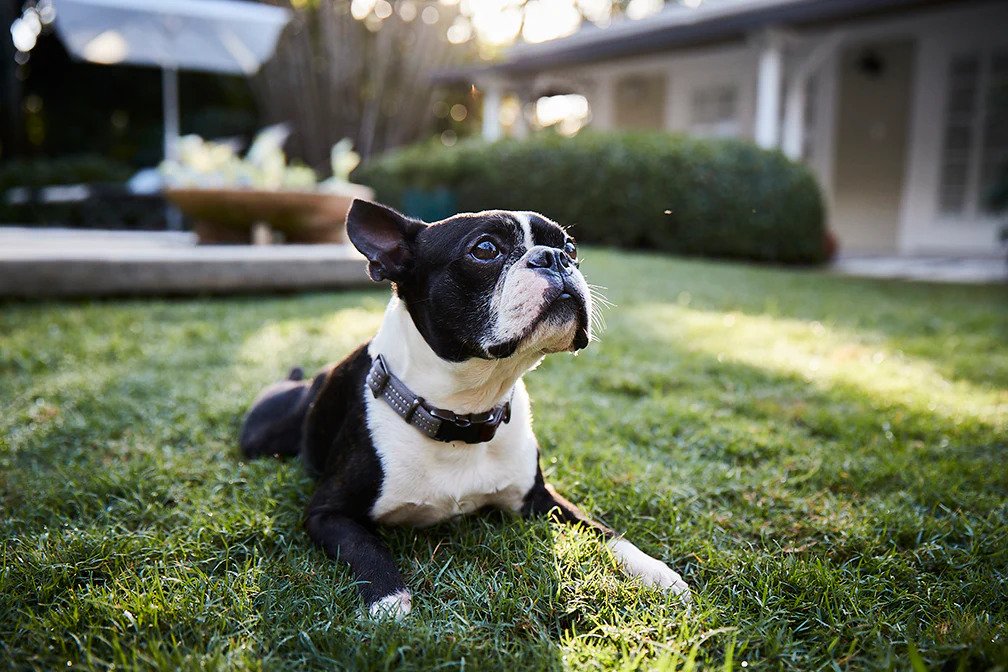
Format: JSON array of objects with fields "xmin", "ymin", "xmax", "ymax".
[{"xmin": 1, "ymin": 0, "xmax": 1006, "ymax": 296}]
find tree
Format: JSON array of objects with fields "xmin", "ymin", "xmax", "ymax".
[
  {"xmin": 252, "ymin": 0, "xmax": 665, "ymax": 168},
  {"xmin": 252, "ymin": 1, "xmax": 465, "ymax": 167}
]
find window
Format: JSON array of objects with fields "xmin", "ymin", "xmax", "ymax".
[
  {"xmin": 614, "ymin": 74, "xmax": 666, "ymax": 130},
  {"xmin": 690, "ymin": 84, "xmax": 739, "ymax": 138},
  {"xmin": 938, "ymin": 49, "xmax": 1008, "ymax": 217}
]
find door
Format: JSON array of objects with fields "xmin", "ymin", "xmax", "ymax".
[{"xmin": 831, "ymin": 40, "xmax": 915, "ymax": 254}]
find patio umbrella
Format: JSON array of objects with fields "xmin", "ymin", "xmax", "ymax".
[{"xmin": 51, "ymin": 0, "xmax": 291, "ymax": 162}]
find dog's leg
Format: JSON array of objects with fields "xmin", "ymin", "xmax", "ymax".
[
  {"xmin": 521, "ymin": 468, "xmax": 691, "ymax": 603},
  {"xmin": 304, "ymin": 512, "xmax": 411, "ymax": 619},
  {"xmin": 240, "ymin": 368, "xmax": 325, "ymax": 460}
]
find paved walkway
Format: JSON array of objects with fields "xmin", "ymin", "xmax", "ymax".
[
  {"xmin": 831, "ymin": 254, "xmax": 1007, "ymax": 284},
  {"xmin": 0, "ymin": 227, "xmax": 369, "ymax": 298}
]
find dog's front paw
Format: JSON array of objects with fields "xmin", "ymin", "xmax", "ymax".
[
  {"xmin": 608, "ymin": 538, "xmax": 691, "ymax": 604},
  {"xmin": 368, "ymin": 590, "xmax": 412, "ymax": 620}
]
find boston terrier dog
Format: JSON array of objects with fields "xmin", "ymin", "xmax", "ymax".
[{"xmin": 239, "ymin": 199, "xmax": 691, "ymax": 618}]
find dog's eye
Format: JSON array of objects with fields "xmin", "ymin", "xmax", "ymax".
[
  {"xmin": 564, "ymin": 241, "xmax": 577, "ymax": 260},
  {"xmin": 470, "ymin": 239, "xmax": 501, "ymax": 261}
]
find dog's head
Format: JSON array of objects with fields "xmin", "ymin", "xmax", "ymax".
[{"xmin": 347, "ymin": 199, "xmax": 593, "ymax": 363}]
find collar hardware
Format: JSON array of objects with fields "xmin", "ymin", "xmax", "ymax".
[{"xmin": 366, "ymin": 353, "xmax": 512, "ymax": 445}]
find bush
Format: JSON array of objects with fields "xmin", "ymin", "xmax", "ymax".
[
  {"xmin": 355, "ymin": 132, "xmax": 828, "ymax": 264},
  {"xmin": 0, "ymin": 155, "xmax": 167, "ymax": 229},
  {"xmin": 0, "ymin": 154, "xmax": 133, "ymax": 193}
]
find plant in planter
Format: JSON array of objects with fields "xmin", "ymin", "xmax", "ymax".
[{"xmin": 161, "ymin": 125, "xmax": 373, "ymax": 244}]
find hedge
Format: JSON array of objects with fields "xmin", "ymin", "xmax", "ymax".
[
  {"xmin": 355, "ymin": 132, "xmax": 828, "ymax": 264},
  {"xmin": 0, "ymin": 154, "xmax": 133, "ymax": 193},
  {"xmin": 0, "ymin": 155, "xmax": 167, "ymax": 229}
]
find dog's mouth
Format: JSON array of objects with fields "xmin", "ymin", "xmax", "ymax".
[
  {"xmin": 543, "ymin": 282, "xmax": 588, "ymax": 329},
  {"xmin": 485, "ymin": 281, "xmax": 590, "ymax": 359}
]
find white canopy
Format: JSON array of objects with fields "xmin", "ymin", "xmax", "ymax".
[
  {"xmin": 51, "ymin": 0, "xmax": 291, "ymax": 179},
  {"xmin": 52, "ymin": 0, "xmax": 290, "ymax": 75}
]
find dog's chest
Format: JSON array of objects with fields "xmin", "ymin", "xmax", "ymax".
[{"xmin": 364, "ymin": 383, "xmax": 538, "ymax": 527}]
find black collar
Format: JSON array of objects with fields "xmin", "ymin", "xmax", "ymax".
[{"xmin": 366, "ymin": 354, "xmax": 512, "ymax": 445}]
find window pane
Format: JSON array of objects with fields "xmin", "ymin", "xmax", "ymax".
[
  {"xmin": 614, "ymin": 74, "xmax": 666, "ymax": 130},
  {"xmin": 938, "ymin": 52, "xmax": 980, "ymax": 215},
  {"xmin": 942, "ymin": 160, "xmax": 969, "ymax": 187},
  {"xmin": 940, "ymin": 184, "xmax": 967, "ymax": 214},
  {"xmin": 690, "ymin": 84, "xmax": 739, "ymax": 138},
  {"xmin": 951, "ymin": 54, "xmax": 980, "ymax": 78}
]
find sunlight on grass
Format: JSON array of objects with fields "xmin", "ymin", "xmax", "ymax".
[
  {"xmin": 236, "ymin": 306, "xmax": 383, "ymax": 371},
  {"xmin": 627, "ymin": 303, "xmax": 1007, "ymax": 427}
]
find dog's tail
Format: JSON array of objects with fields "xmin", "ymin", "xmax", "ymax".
[{"xmin": 239, "ymin": 367, "xmax": 317, "ymax": 459}]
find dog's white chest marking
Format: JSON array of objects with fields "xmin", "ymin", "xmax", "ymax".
[
  {"xmin": 364, "ymin": 300, "xmax": 540, "ymax": 527},
  {"xmin": 365, "ymin": 382, "xmax": 538, "ymax": 526}
]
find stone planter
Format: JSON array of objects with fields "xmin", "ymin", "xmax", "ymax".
[{"xmin": 165, "ymin": 183, "xmax": 374, "ymax": 244}]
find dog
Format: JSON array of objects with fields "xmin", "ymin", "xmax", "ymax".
[{"xmin": 239, "ymin": 199, "xmax": 690, "ymax": 618}]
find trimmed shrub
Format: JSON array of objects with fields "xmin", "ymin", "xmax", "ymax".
[
  {"xmin": 355, "ymin": 132, "xmax": 828, "ymax": 264},
  {"xmin": 0, "ymin": 155, "xmax": 167, "ymax": 229},
  {"xmin": 0, "ymin": 154, "xmax": 133, "ymax": 193}
]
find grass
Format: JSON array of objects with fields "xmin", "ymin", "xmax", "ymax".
[{"xmin": 1, "ymin": 249, "xmax": 1006, "ymax": 671}]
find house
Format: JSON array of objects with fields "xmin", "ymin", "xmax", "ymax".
[{"xmin": 447, "ymin": 0, "xmax": 1007, "ymax": 257}]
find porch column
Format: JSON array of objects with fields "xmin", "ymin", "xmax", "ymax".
[
  {"xmin": 754, "ymin": 31, "xmax": 783, "ymax": 149},
  {"xmin": 481, "ymin": 80, "xmax": 503, "ymax": 142},
  {"xmin": 162, "ymin": 65, "xmax": 180, "ymax": 161},
  {"xmin": 781, "ymin": 31, "xmax": 845, "ymax": 161},
  {"xmin": 511, "ymin": 81, "xmax": 533, "ymax": 139},
  {"xmin": 781, "ymin": 80, "xmax": 805, "ymax": 160},
  {"xmin": 590, "ymin": 74, "xmax": 615, "ymax": 130},
  {"xmin": 162, "ymin": 65, "xmax": 183, "ymax": 230}
]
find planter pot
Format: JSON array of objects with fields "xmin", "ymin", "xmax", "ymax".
[{"xmin": 165, "ymin": 184, "xmax": 374, "ymax": 244}]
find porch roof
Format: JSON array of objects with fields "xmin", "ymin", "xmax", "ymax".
[{"xmin": 436, "ymin": 0, "xmax": 951, "ymax": 82}]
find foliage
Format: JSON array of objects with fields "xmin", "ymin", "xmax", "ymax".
[
  {"xmin": 2, "ymin": 252, "xmax": 1007, "ymax": 670},
  {"xmin": 0, "ymin": 154, "xmax": 163, "ymax": 228},
  {"xmin": 158, "ymin": 126, "xmax": 361, "ymax": 192},
  {"xmin": 0, "ymin": 154, "xmax": 132, "ymax": 192},
  {"xmin": 356, "ymin": 132, "xmax": 829, "ymax": 264}
]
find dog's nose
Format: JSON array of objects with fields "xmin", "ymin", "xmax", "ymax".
[{"xmin": 527, "ymin": 247, "xmax": 571, "ymax": 273}]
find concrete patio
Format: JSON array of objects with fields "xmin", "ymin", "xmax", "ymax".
[
  {"xmin": 0, "ymin": 227, "xmax": 369, "ymax": 299},
  {"xmin": 830, "ymin": 254, "xmax": 1007, "ymax": 285},
  {"xmin": 1, "ymin": 228, "xmax": 1004, "ymax": 299}
]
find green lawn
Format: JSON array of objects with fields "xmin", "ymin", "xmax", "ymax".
[{"xmin": 2, "ymin": 250, "xmax": 1006, "ymax": 671}]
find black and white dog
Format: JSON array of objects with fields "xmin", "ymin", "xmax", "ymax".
[{"xmin": 240, "ymin": 199, "xmax": 690, "ymax": 618}]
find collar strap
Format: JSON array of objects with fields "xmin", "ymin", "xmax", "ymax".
[{"xmin": 366, "ymin": 354, "xmax": 512, "ymax": 445}]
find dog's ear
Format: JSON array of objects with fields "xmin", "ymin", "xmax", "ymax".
[{"xmin": 346, "ymin": 199, "xmax": 426, "ymax": 283}]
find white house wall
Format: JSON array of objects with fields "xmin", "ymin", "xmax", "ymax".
[
  {"xmin": 895, "ymin": 2, "xmax": 1008, "ymax": 255},
  {"xmin": 522, "ymin": 1, "xmax": 1008, "ymax": 256},
  {"xmin": 780, "ymin": 1, "xmax": 1008, "ymax": 255},
  {"xmin": 539, "ymin": 43, "xmax": 760, "ymax": 139}
]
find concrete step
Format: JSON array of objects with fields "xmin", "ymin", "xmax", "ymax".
[{"xmin": 0, "ymin": 227, "xmax": 370, "ymax": 298}]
